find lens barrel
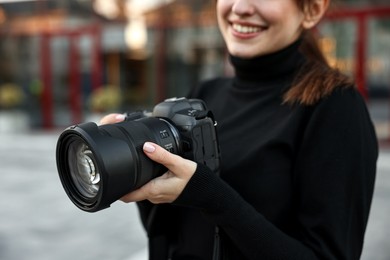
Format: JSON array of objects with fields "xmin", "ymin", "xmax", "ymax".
[{"xmin": 56, "ymin": 117, "xmax": 180, "ymax": 212}]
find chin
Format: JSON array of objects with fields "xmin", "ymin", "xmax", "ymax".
[
  {"xmin": 228, "ymin": 49, "xmax": 263, "ymax": 59},
  {"xmin": 227, "ymin": 47, "xmax": 252, "ymax": 58},
  {"xmin": 227, "ymin": 43, "xmax": 272, "ymax": 59}
]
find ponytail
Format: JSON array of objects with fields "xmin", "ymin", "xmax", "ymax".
[{"xmin": 283, "ymin": 30, "xmax": 354, "ymax": 105}]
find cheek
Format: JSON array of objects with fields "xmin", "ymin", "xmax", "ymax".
[
  {"xmin": 216, "ymin": 0, "xmax": 230, "ymax": 17},
  {"xmin": 285, "ymin": 16, "xmax": 305, "ymax": 36},
  {"xmin": 216, "ymin": 2, "xmax": 230, "ymax": 36},
  {"xmin": 269, "ymin": 9, "xmax": 304, "ymax": 35}
]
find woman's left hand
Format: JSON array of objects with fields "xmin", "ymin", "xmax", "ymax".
[{"xmin": 120, "ymin": 142, "xmax": 197, "ymax": 204}]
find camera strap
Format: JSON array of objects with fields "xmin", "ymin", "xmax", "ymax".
[
  {"xmin": 195, "ymin": 110, "xmax": 218, "ymax": 127},
  {"xmin": 212, "ymin": 226, "xmax": 222, "ymax": 260}
]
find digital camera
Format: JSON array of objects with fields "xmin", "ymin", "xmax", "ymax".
[{"xmin": 56, "ymin": 97, "xmax": 220, "ymax": 212}]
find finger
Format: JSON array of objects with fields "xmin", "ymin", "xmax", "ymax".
[
  {"xmin": 120, "ymin": 174, "xmax": 170, "ymax": 203},
  {"xmin": 120, "ymin": 185, "xmax": 149, "ymax": 203},
  {"xmin": 143, "ymin": 142, "xmax": 197, "ymax": 176},
  {"xmin": 98, "ymin": 113, "xmax": 125, "ymax": 125}
]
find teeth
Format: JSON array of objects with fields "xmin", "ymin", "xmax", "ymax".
[{"xmin": 233, "ymin": 23, "xmax": 260, "ymax": 34}]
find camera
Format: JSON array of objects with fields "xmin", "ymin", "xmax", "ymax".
[{"xmin": 56, "ymin": 97, "xmax": 220, "ymax": 212}]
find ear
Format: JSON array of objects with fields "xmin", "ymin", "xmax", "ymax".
[{"xmin": 302, "ymin": 0, "xmax": 330, "ymax": 29}]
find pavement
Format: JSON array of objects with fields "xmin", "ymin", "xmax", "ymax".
[
  {"xmin": 0, "ymin": 130, "xmax": 389, "ymax": 260},
  {"xmin": 0, "ymin": 131, "xmax": 148, "ymax": 260}
]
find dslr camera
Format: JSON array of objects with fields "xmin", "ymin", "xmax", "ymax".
[{"xmin": 56, "ymin": 97, "xmax": 220, "ymax": 212}]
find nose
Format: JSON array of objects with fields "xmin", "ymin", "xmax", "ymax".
[{"xmin": 232, "ymin": 0, "xmax": 255, "ymax": 16}]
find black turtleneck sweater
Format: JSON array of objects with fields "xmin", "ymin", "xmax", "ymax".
[{"xmin": 139, "ymin": 41, "xmax": 378, "ymax": 260}]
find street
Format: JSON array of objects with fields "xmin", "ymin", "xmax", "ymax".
[
  {"xmin": 0, "ymin": 131, "xmax": 148, "ymax": 260},
  {"xmin": 0, "ymin": 130, "xmax": 389, "ymax": 260}
]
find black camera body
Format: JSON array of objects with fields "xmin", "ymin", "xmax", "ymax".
[
  {"xmin": 56, "ymin": 97, "xmax": 220, "ymax": 212},
  {"xmin": 145, "ymin": 97, "xmax": 219, "ymax": 172}
]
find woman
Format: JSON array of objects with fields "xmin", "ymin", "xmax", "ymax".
[{"xmin": 101, "ymin": 0, "xmax": 378, "ymax": 259}]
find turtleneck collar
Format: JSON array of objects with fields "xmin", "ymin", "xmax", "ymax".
[{"xmin": 230, "ymin": 39, "xmax": 305, "ymax": 84}]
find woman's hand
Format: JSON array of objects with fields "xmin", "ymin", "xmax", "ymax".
[
  {"xmin": 98, "ymin": 113, "xmax": 197, "ymax": 204},
  {"xmin": 99, "ymin": 113, "xmax": 126, "ymax": 125},
  {"xmin": 120, "ymin": 142, "xmax": 197, "ymax": 204}
]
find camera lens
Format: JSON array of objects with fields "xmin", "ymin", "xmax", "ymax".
[
  {"xmin": 67, "ymin": 139, "xmax": 100, "ymax": 199},
  {"xmin": 56, "ymin": 117, "xmax": 180, "ymax": 212}
]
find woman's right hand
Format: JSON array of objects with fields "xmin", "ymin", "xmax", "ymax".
[{"xmin": 98, "ymin": 113, "xmax": 126, "ymax": 125}]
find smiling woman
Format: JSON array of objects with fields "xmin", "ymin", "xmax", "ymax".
[{"xmin": 100, "ymin": 0, "xmax": 378, "ymax": 259}]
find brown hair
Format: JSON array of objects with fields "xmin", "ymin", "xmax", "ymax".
[{"xmin": 283, "ymin": 0, "xmax": 354, "ymax": 106}]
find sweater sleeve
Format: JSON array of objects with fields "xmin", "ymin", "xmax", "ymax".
[
  {"xmin": 174, "ymin": 163, "xmax": 320, "ymax": 259},
  {"xmin": 293, "ymin": 88, "xmax": 377, "ymax": 259},
  {"xmin": 174, "ymin": 87, "xmax": 378, "ymax": 260}
]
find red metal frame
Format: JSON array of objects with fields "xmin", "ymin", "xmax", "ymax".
[
  {"xmin": 40, "ymin": 33, "xmax": 53, "ymax": 129},
  {"xmin": 324, "ymin": 6, "xmax": 390, "ymax": 99},
  {"xmin": 69, "ymin": 33, "xmax": 82, "ymax": 125},
  {"xmin": 325, "ymin": 6, "xmax": 390, "ymax": 19},
  {"xmin": 39, "ymin": 25, "xmax": 102, "ymax": 128}
]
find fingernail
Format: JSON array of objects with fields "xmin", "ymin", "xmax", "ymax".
[
  {"xmin": 143, "ymin": 142, "xmax": 156, "ymax": 153},
  {"xmin": 115, "ymin": 114, "xmax": 126, "ymax": 121}
]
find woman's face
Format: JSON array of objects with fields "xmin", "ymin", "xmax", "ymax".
[{"xmin": 217, "ymin": 0, "xmax": 307, "ymax": 58}]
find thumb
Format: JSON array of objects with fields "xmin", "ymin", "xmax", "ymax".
[{"xmin": 143, "ymin": 142, "xmax": 196, "ymax": 176}]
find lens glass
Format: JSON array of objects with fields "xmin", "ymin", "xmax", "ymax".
[{"xmin": 67, "ymin": 139, "xmax": 100, "ymax": 199}]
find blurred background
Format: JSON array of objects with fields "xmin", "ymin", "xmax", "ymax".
[
  {"xmin": 0, "ymin": 0, "xmax": 389, "ymax": 259},
  {"xmin": 0, "ymin": 0, "xmax": 389, "ymax": 132}
]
